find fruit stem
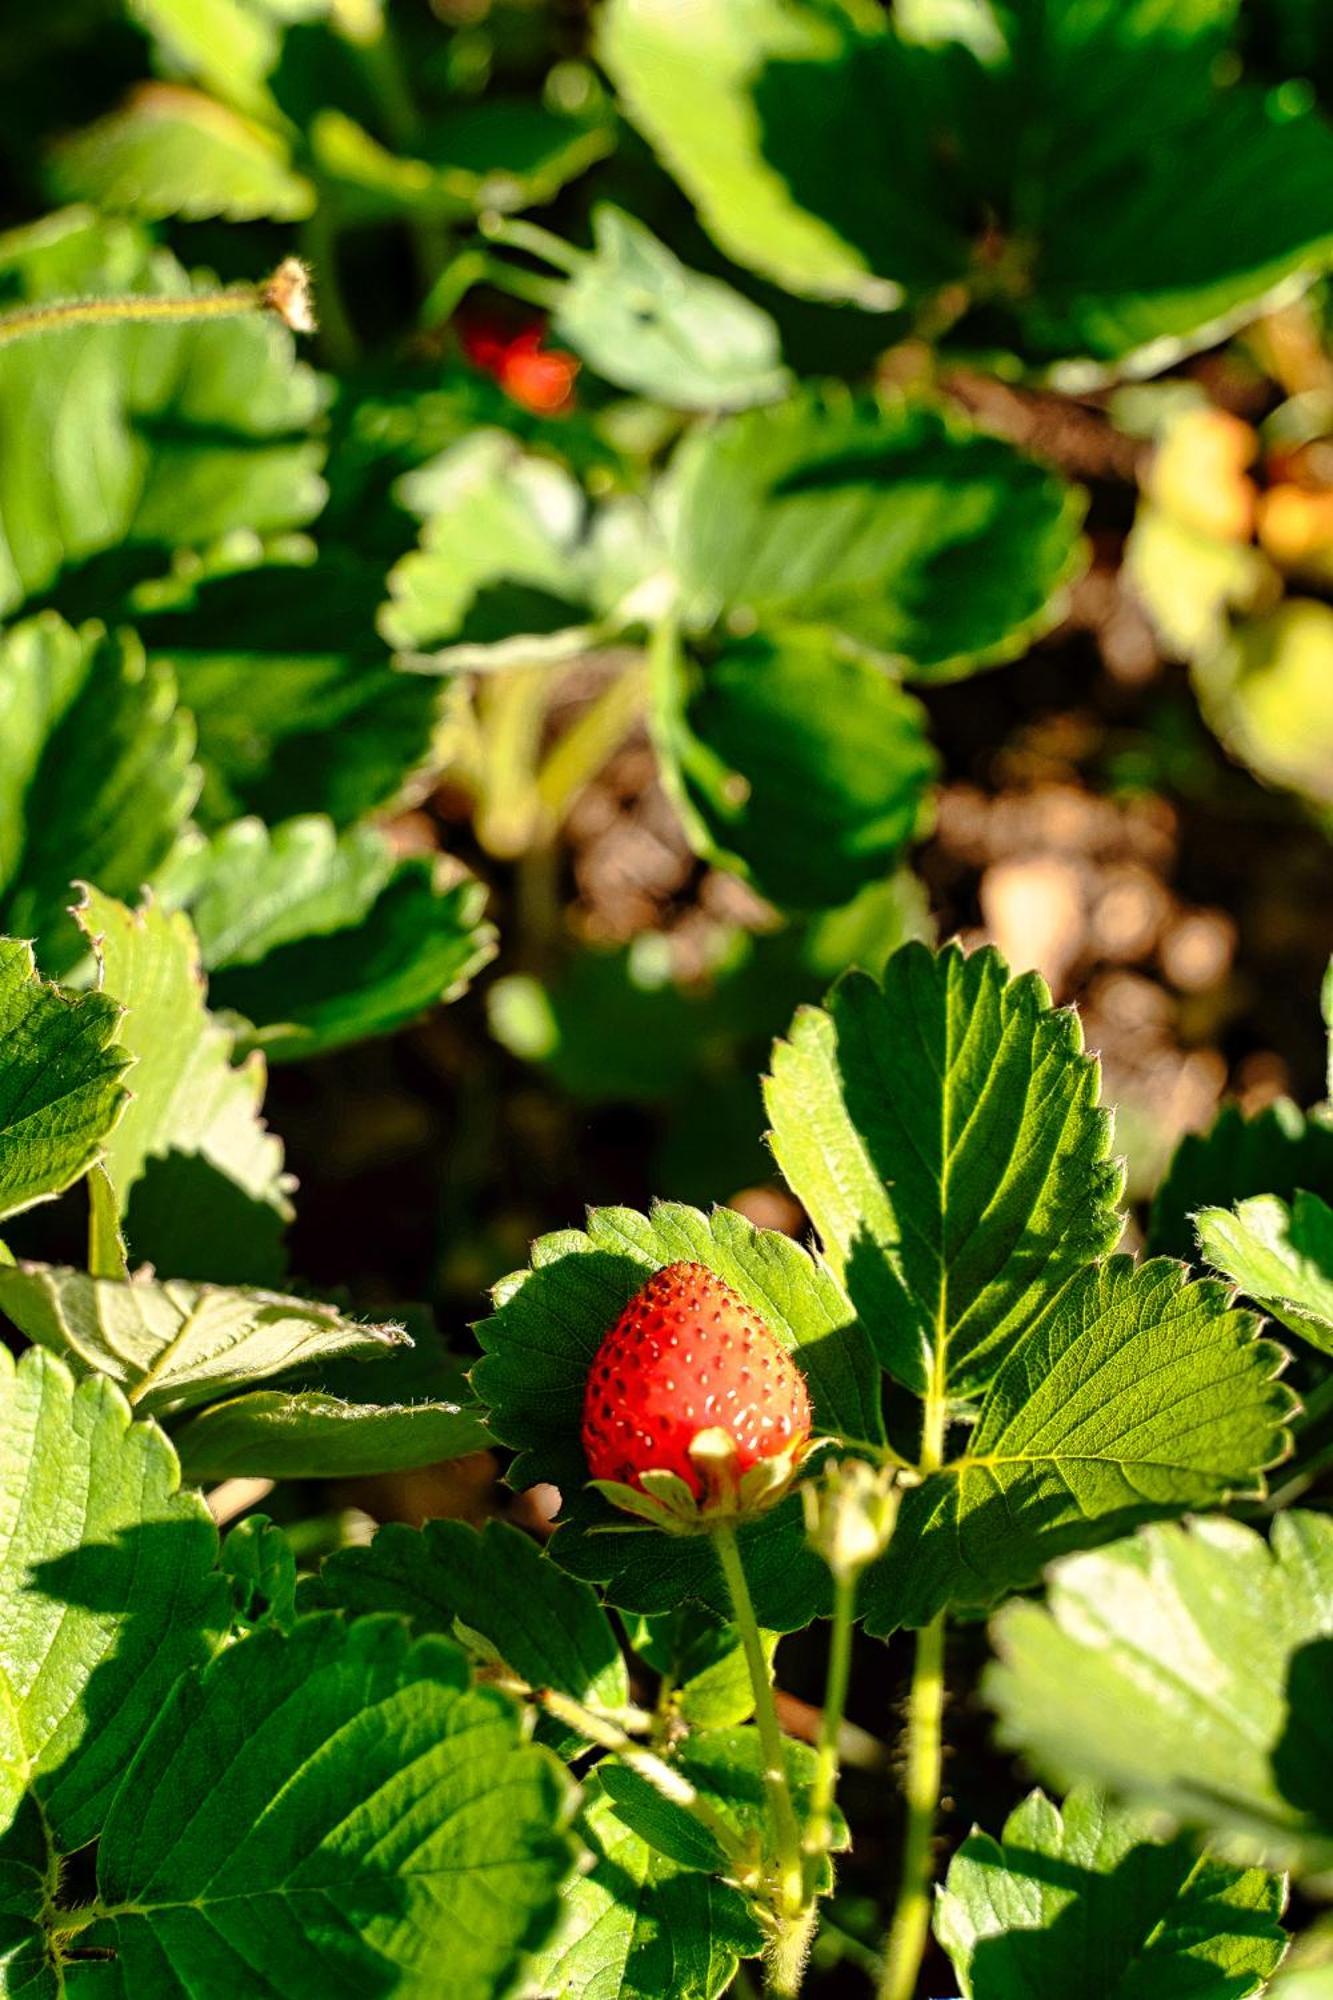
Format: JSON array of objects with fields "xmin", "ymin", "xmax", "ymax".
[
  {"xmin": 804, "ymin": 1568, "xmax": 856, "ymax": 1888},
  {"xmin": 876, "ymin": 1611, "xmax": 946, "ymax": 2000},
  {"xmin": 767, "ymin": 1901, "xmax": 818, "ymax": 2000},
  {"xmin": 711, "ymin": 1521, "xmax": 806, "ymax": 1923}
]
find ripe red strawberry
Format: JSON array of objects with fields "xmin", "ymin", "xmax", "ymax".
[
  {"xmin": 457, "ymin": 313, "xmax": 579, "ymax": 415},
  {"xmin": 582, "ymin": 1262, "xmax": 813, "ymax": 1508}
]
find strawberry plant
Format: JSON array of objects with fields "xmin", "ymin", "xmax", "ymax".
[{"xmin": 3, "ymin": 923, "xmax": 1329, "ymax": 1997}]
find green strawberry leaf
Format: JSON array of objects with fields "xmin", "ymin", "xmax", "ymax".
[
  {"xmin": 157, "ymin": 816, "xmax": 496, "ymax": 1059},
  {"xmin": 627, "ymin": 1606, "xmax": 765, "ymax": 1731},
  {"xmin": 987, "ymin": 1509, "xmax": 1333, "ymax": 1873},
  {"xmin": 0, "ymin": 939, "xmax": 130, "ymax": 1223},
  {"xmin": 132, "ymin": 551, "xmax": 445, "ymax": 829},
  {"xmin": 49, "ymin": 82, "xmax": 315, "ymax": 223},
  {"xmin": 859, "ymin": 1258, "xmax": 1292, "ymax": 1633},
  {"xmin": 471, "ymin": 1199, "xmax": 881, "ymax": 1630},
  {"xmin": 172, "ymin": 1386, "xmax": 492, "ymax": 1481},
  {"xmin": 1197, "ymin": 1190, "xmax": 1333, "ymax": 1352},
  {"xmin": 310, "ymin": 97, "xmax": 611, "ymax": 224},
  {"xmin": 601, "ymin": 0, "xmax": 1333, "ymax": 376},
  {"xmin": 765, "ymin": 943, "xmax": 1124, "ymax": 1396},
  {"xmin": 0, "ymin": 614, "xmax": 197, "ymax": 977},
  {"xmin": 553, "ymin": 1489, "xmax": 829, "ymax": 1632},
  {"xmin": 0, "ymin": 209, "xmax": 323, "ymax": 619},
  {"xmin": 599, "ymin": 1727, "xmax": 847, "ymax": 1881},
  {"xmin": 0, "ymin": 1261, "xmax": 406, "ymax": 1417},
  {"xmin": 0, "ymin": 1346, "xmax": 226, "ymax": 1855},
  {"xmin": 220, "ymin": 1514, "xmax": 297, "ymax": 1632},
  {"xmin": 68, "ymin": 1618, "xmax": 578, "ymax": 1998},
  {"xmin": 652, "ymin": 622, "xmax": 936, "ymax": 911},
  {"xmin": 380, "ymin": 429, "xmax": 662, "ymax": 660},
  {"xmin": 598, "ymin": 0, "xmax": 924, "ymax": 313},
  {"xmin": 307, "ymin": 1516, "xmax": 629, "ymax": 1711},
  {"xmin": 936, "ymin": 1785, "xmax": 1287, "ymax": 1999},
  {"xmin": 552, "ymin": 203, "xmax": 791, "ymax": 412},
  {"xmin": 1150, "ymin": 1098, "xmax": 1333, "ymax": 1259},
  {"xmin": 528, "ymin": 1774, "xmax": 764, "ymax": 2000},
  {"xmin": 667, "ymin": 393, "xmax": 1086, "ymax": 683},
  {"xmin": 77, "ymin": 887, "xmax": 291, "ymax": 1285},
  {"xmin": 124, "ymin": 0, "xmax": 286, "ymax": 121}
]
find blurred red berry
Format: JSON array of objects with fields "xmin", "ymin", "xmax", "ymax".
[{"xmin": 459, "ymin": 313, "xmax": 579, "ymax": 415}]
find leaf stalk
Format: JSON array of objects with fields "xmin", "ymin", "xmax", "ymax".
[{"xmin": 877, "ymin": 1611, "xmax": 946, "ymax": 2000}]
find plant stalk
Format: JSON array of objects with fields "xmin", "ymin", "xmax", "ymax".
[
  {"xmin": 478, "ymin": 212, "xmax": 585, "ymax": 276},
  {"xmin": 0, "ymin": 269, "xmax": 310, "ymax": 349},
  {"xmin": 877, "ymin": 1345, "xmax": 950, "ymax": 2000},
  {"xmin": 710, "ymin": 1521, "xmax": 805, "ymax": 1922},
  {"xmin": 877, "ymin": 1612, "xmax": 946, "ymax": 2000},
  {"xmin": 535, "ymin": 660, "xmax": 647, "ymax": 829},
  {"xmin": 766, "ymin": 1902, "xmax": 819, "ymax": 2000},
  {"xmin": 804, "ymin": 1569, "xmax": 856, "ymax": 1887}
]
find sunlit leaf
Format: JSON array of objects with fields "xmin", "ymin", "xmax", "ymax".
[
  {"xmin": 0, "ymin": 210, "xmax": 323, "ymax": 619},
  {"xmin": 653, "ymin": 623, "xmax": 936, "ymax": 911},
  {"xmin": 860, "ymin": 1257, "xmax": 1292, "ymax": 1632},
  {"xmin": 0, "ymin": 1346, "xmax": 225, "ymax": 1854},
  {"xmin": 0, "ymin": 938, "xmax": 129, "ymax": 1224},
  {"xmin": 0, "ymin": 614, "xmax": 197, "ymax": 975},
  {"xmin": 77, "ymin": 887, "xmax": 291, "ymax": 1284},
  {"xmin": 157, "ymin": 816, "xmax": 495, "ymax": 1059},
  {"xmin": 553, "ymin": 203, "xmax": 790, "ymax": 411},
  {"xmin": 668, "ymin": 393, "xmax": 1085, "ymax": 682},
  {"xmin": 0, "ymin": 1261, "xmax": 405, "ymax": 1416},
  {"xmin": 936, "ymin": 1785, "xmax": 1286, "ymax": 1999},
  {"xmin": 987, "ymin": 1510, "xmax": 1333, "ymax": 1872},
  {"xmin": 602, "ymin": 0, "xmax": 1333, "ymax": 374},
  {"xmin": 527, "ymin": 1774, "xmax": 764, "ymax": 2000},
  {"xmin": 72, "ymin": 1617, "xmax": 578, "ymax": 1997},
  {"xmin": 49, "ymin": 82, "xmax": 314, "ymax": 222},
  {"xmin": 765, "ymin": 943, "xmax": 1123, "ymax": 1395}
]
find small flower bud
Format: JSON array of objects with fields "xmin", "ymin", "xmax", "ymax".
[
  {"xmin": 260, "ymin": 259, "xmax": 316, "ymax": 336},
  {"xmin": 802, "ymin": 1456, "xmax": 904, "ymax": 1582}
]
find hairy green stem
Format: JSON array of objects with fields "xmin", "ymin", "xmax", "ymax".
[
  {"xmin": 711, "ymin": 1521, "xmax": 805, "ymax": 1922},
  {"xmin": 877, "ymin": 1347, "xmax": 950, "ymax": 2000},
  {"xmin": 804, "ymin": 1569, "xmax": 856, "ymax": 1889},
  {"xmin": 766, "ymin": 1901, "xmax": 818, "ymax": 2000},
  {"xmin": 877, "ymin": 1612, "xmax": 946, "ymax": 2000},
  {"xmin": 0, "ymin": 272, "xmax": 302, "ymax": 348}
]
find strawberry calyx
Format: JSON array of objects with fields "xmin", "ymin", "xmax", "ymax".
[{"xmin": 589, "ymin": 1426, "xmax": 818, "ymax": 1536}]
